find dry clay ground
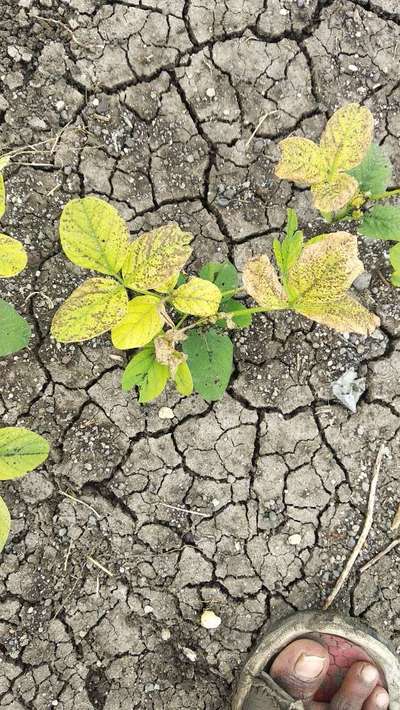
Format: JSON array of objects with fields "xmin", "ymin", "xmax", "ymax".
[{"xmin": 2, "ymin": 0, "xmax": 400, "ymax": 708}]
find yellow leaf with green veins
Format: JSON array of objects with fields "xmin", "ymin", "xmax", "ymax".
[
  {"xmin": 51, "ymin": 277, "xmax": 128, "ymax": 342},
  {"xmin": 0, "ymin": 234, "xmax": 28, "ymax": 277},
  {"xmin": 275, "ymin": 137, "xmax": 327, "ymax": 184},
  {"xmin": 60, "ymin": 197, "xmax": 129, "ymax": 276},
  {"xmin": 0, "ymin": 175, "xmax": 5, "ymax": 220},
  {"xmin": 111, "ymin": 295, "xmax": 163, "ymax": 349},
  {"xmin": 122, "ymin": 224, "xmax": 192, "ymax": 291},
  {"xmin": 296, "ymin": 295, "xmax": 380, "ymax": 335},
  {"xmin": 320, "ymin": 103, "xmax": 374, "ymax": 172},
  {"xmin": 0, "ymin": 427, "xmax": 49, "ymax": 481},
  {"xmin": 311, "ymin": 173, "xmax": 359, "ymax": 212},
  {"xmin": 287, "ymin": 232, "xmax": 363, "ymax": 302},
  {"xmin": 171, "ymin": 277, "xmax": 221, "ymax": 317},
  {"xmin": 0, "ymin": 496, "xmax": 10, "ymax": 551},
  {"xmin": 242, "ymin": 255, "xmax": 287, "ymax": 308}
]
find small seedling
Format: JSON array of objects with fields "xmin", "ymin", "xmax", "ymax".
[
  {"xmin": 0, "ymin": 160, "xmax": 31, "ymax": 356},
  {"xmin": 51, "ymin": 198, "xmax": 379, "ymax": 403},
  {"xmin": 275, "ymin": 102, "xmax": 400, "ymax": 286},
  {"xmin": 0, "ymin": 427, "xmax": 49, "ymax": 551}
]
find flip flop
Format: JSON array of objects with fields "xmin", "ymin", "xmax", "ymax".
[{"xmin": 231, "ymin": 610, "xmax": 400, "ymax": 709}]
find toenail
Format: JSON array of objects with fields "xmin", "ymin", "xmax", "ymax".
[
  {"xmin": 360, "ymin": 664, "xmax": 379, "ymax": 683},
  {"xmin": 294, "ymin": 654, "xmax": 326, "ymax": 680},
  {"xmin": 376, "ymin": 691, "xmax": 389, "ymax": 709}
]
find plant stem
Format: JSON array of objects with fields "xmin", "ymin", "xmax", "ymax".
[
  {"xmin": 220, "ymin": 287, "xmax": 245, "ymax": 298},
  {"xmin": 370, "ymin": 187, "xmax": 400, "ymax": 201}
]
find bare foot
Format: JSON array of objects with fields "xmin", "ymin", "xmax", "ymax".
[{"xmin": 270, "ymin": 638, "xmax": 390, "ymax": 709}]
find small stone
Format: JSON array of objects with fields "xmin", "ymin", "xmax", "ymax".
[
  {"xmin": 158, "ymin": 406, "xmax": 174, "ymax": 420},
  {"xmin": 200, "ymin": 609, "xmax": 222, "ymax": 630},
  {"xmin": 206, "ymin": 87, "xmax": 216, "ymax": 98},
  {"xmin": 353, "ymin": 272, "xmax": 371, "ymax": 291},
  {"xmin": 182, "ymin": 647, "xmax": 197, "ymax": 662},
  {"xmin": 55, "ymin": 100, "xmax": 65, "ymax": 112},
  {"xmin": 279, "ymin": 8, "xmax": 289, "ymax": 14},
  {"xmin": 288, "ymin": 534, "xmax": 302, "ymax": 546},
  {"xmin": 144, "ymin": 605, "xmax": 153, "ymax": 615},
  {"xmin": 332, "ymin": 369, "xmax": 366, "ymax": 413},
  {"xmin": 161, "ymin": 628, "xmax": 171, "ymax": 641},
  {"xmin": 349, "ymin": 64, "xmax": 358, "ymax": 72}
]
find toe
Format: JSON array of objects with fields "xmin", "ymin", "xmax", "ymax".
[
  {"xmin": 270, "ymin": 638, "xmax": 329, "ymax": 701},
  {"xmin": 363, "ymin": 687, "xmax": 390, "ymax": 710},
  {"xmin": 330, "ymin": 662, "xmax": 379, "ymax": 710}
]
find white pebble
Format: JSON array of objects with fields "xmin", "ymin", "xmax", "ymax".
[
  {"xmin": 206, "ymin": 87, "xmax": 216, "ymax": 98},
  {"xmin": 158, "ymin": 406, "xmax": 174, "ymax": 420},
  {"xmin": 201, "ymin": 609, "xmax": 221, "ymax": 630},
  {"xmin": 161, "ymin": 628, "xmax": 171, "ymax": 641},
  {"xmin": 182, "ymin": 647, "xmax": 197, "ymax": 662},
  {"xmin": 288, "ymin": 534, "xmax": 302, "ymax": 546}
]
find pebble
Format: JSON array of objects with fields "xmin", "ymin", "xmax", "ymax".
[
  {"xmin": 201, "ymin": 609, "xmax": 222, "ymax": 630},
  {"xmin": 161, "ymin": 628, "xmax": 171, "ymax": 641},
  {"xmin": 182, "ymin": 647, "xmax": 197, "ymax": 662},
  {"xmin": 158, "ymin": 406, "xmax": 174, "ymax": 420},
  {"xmin": 206, "ymin": 87, "xmax": 216, "ymax": 98},
  {"xmin": 288, "ymin": 534, "xmax": 302, "ymax": 546}
]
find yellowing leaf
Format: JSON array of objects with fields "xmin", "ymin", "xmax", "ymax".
[
  {"xmin": 311, "ymin": 173, "xmax": 359, "ymax": 212},
  {"xmin": 287, "ymin": 232, "xmax": 363, "ymax": 302},
  {"xmin": 122, "ymin": 224, "xmax": 192, "ymax": 291},
  {"xmin": 242, "ymin": 255, "xmax": 287, "ymax": 308},
  {"xmin": 0, "ymin": 496, "xmax": 10, "ymax": 552},
  {"xmin": 171, "ymin": 277, "xmax": 221, "ymax": 317},
  {"xmin": 155, "ymin": 272, "xmax": 180, "ymax": 293},
  {"xmin": 111, "ymin": 295, "xmax": 163, "ymax": 349},
  {"xmin": 0, "ymin": 175, "xmax": 5, "ymax": 220},
  {"xmin": 0, "ymin": 427, "xmax": 50, "ymax": 481},
  {"xmin": 296, "ymin": 295, "xmax": 380, "ymax": 335},
  {"xmin": 51, "ymin": 277, "xmax": 128, "ymax": 343},
  {"xmin": 320, "ymin": 103, "xmax": 374, "ymax": 172},
  {"xmin": 0, "ymin": 234, "xmax": 28, "ymax": 277},
  {"xmin": 60, "ymin": 197, "xmax": 129, "ymax": 276},
  {"xmin": 275, "ymin": 137, "xmax": 327, "ymax": 184},
  {"xmin": 174, "ymin": 361, "xmax": 193, "ymax": 396}
]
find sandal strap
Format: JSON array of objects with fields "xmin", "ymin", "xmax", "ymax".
[{"xmin": 242, "ymin": 671, "xmax": 304, "ymax": 710}]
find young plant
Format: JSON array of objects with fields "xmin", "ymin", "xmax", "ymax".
[
  {"xmin": 0, "ymin": 427, "xmax": 49, "ymax": 551},
  {"xmin": 0, "ymin": 159, "xmax": 31, "ymax": 356},
  {"xmin": 275, "ymin": 103, "xmax": 400, "ymax": 286},
  {"xmin": 51, "ymin": 198, "xmax": 379, "ymax": 403}
]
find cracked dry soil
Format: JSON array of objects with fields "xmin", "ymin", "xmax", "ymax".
[{"xmin": 2, "ymin": 0, "xmax": 400, "ymax": 708}]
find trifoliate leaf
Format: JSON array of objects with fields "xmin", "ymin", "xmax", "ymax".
[
  {"xmin": 0, "ymin": 234, "xmax": 28, "ymax": 278},
  {"xmin": 311, "ymin": 173, "xmax": 359, "ymax": 212},
  {"xmin": 122, "ymin": 224, "xmax": 192, "ymax": 291},
  {"xmin": 320, "ymin": 103, "xmax": 374, "ymax": 171},
  {"xmin": 348, "ymin": 143, "xmax": 392, "ymax": 195},
  {"xmin": 0, "ymin": 299, "xmax": 31, "ymax": 357},
  {"xmin": 275, "ymin": 137, "xmax": 327, "ymax": 184},
  {"xmin": 183, "ymin": 328, "xmax": 233, "ymax": 401},
  {"xmin": 287, "ymin": 232, "xmax": 364, "ymax": 302},
  {"xmin": 138, "ymin": 361, "xmax": 169, "ymax": 403},
  {"xmin": 174, "ymin": 361, "xmax": 193, "ymax": 396},
  {"xmin": 199, "ymin": 261, "xmax": 239, "ymax": 300},
  {"xmin": 0, "ymin": 427, "xmax": 49, "ymax": 481},
  {"xmin": 0, "ymin": 175, "xmax": 5, "ymax": 220},
  {"xmin": 171, "ymin": 277, "xmax": 221, "ymax": 317},
  {"xmin": 359, "ymin": 205, "xmax": 400, "ymax": 241},
  {"xmin": 111, "ymin": 295, "xmax": 163, "ymax": 349},
  {"xmin": 51, "ymin": 277, "xmax": 128, "ymax": 343},
  {"xmin": 296, "ymin": 295, "xmax": 380, "ymax": 335},
  {"xmin": 242, "ymin": 255, "xmax": 287, "ymax": 309},
  {"xmin": 217, "ymin": 299, "xmax": 252, "ymax": 328},
  {"xmin": 0, "ymin": 496, "xmax": 10, "ymax": 552},
  {"xmin": 60, "ymin": 197, "xmax": 130, "ymax": 276},
  {"xmin": 122, "ymin": 345, "xmax": 156, "ymax": 392}
]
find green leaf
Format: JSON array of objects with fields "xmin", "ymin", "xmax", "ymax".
[
  {"xmin": 273, "ymin": 238, "xmax": 283, "ymax": 271},
  {"xmin": 174, "ymin": 361, "xmax": 193, "ymax": 396},
  {"xmin": 0, "ymin": 299, "xmax": 31, "ymax": 357},
  {"xmin": 199, "ymin": 261, "xmax": 239, "ymax": 300},
  {"xmin": 391, "ymin": 271, "xmax": 400, "ymax": 287},
  {"xmin": 0, "ymin": 427, "xmax": 49, "ymax": 481},
  {"xmin": 359, "ymin": 205, "xmax": 400, "ymax": 241},
  {"xmin": 182, "ymin": 328, "xmax": 233, "ymax": 401},
  {"xmin": 111, "ymin": 295, "xmax": 163, "ymax": 349},
  {"xmin": 285, "ymin": 208, "xmax": 298, "ymax": 239},
  {"xmin": 390, "ymin": 242, "xmax": 400, "ymax": 273},
  {"xmin": 121, "ymin": 345, "xmax": 155, "ymax": 392},
  {"xmin": 348, "ymin": 143, "xmax": 392, "ymax": 195},
  {"xmin": 122, "ymin": 224, "xmax": 192, "ymax": 291},
  {"xmin": 139, "ymin": 361, "xmax": 169, "ymax": 403},
  {"xmin": 51, "ymin": 277, "xmax": 128, "ymax": 343},
  {"xmin": 0, "ymin": 496, "xmax": 10, "ymax": 552},
  {"xmin": 0, "ymin": 233, "xmax": 28, "ymax": 278},
  {"xmin": 217, "ymin": 298, "xmax": 252, "ymax": 328},
  {"xmin": 0, "ymin": 175, "xmax": 5, "ymax": 221},
  {"xmin": 171, "ymin": 277, "xmax": 221, "ymax": 317},
  {"xmin": 60, "ymin": 197, "xmax": 129, "ymax": 276}
]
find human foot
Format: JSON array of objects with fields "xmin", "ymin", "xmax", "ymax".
[{"xmin": 270, "ymin": 637, "xmax": 389, "ymax": 708}]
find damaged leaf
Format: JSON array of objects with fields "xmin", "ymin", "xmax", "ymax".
[
  {"xmin": 0, "ymin": 233, "xmax": 28, "ymax": 278},
  {"xmin": 242, "ymin": 255, "xmax": 287, "ymax": 309},
  {"xmin": 0, "ymin": 496, "xmax": 10, "ymax": 552}
]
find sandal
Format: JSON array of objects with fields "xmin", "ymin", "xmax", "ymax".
[{"xmin": 231, "ymin": 610, "xmax": 400, "ymax": 709}]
